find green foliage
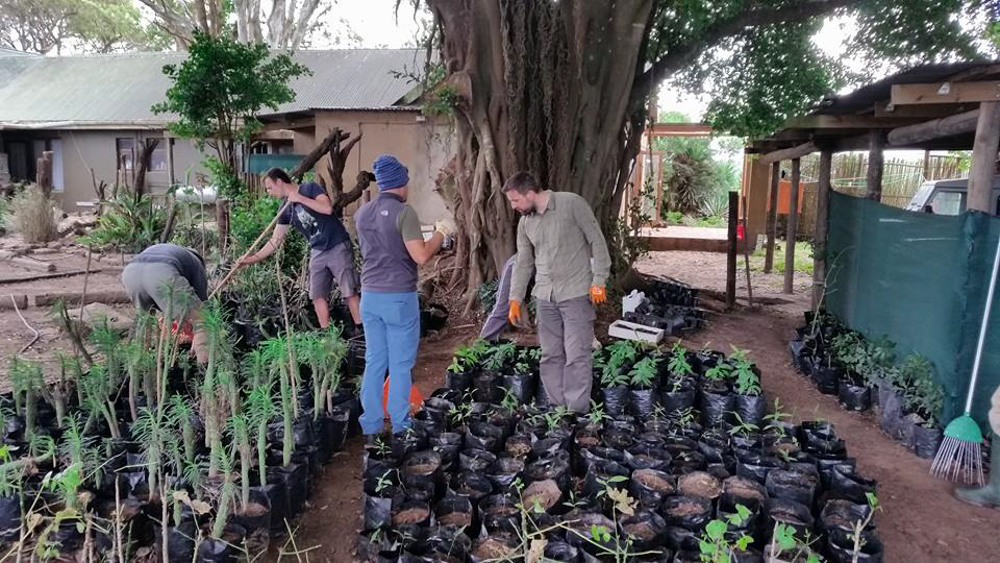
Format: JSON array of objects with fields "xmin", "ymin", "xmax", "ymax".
[
  {"xmin": 699, "ymin": 503, "xmax": 754, "ymax": 562},
  {"xmin": 896, "ymin": 354, "xmax": 943, "ymax": 426},
  {"xmin": 609, "ymin": 177, "xmax": 654, "ymax": 275},
  {"xmin": 730, "ymin": 349, "xmax": 760, "ymax": 396},
  {"xmin": 80, "ymin": 191, "xmax": 168, "ymax": 253},
  {"xmin": 671, "ymin": 0, "xmax": 985, "ymax": 139},
  {"xmin": 0, "ymin": 0, "xmax": 167, "ymax": 55},
  {"xmin": 628, "ymin": 356, "xmax": 659, "ymax": 389},
  {"xmin": 152, "ymin": 31, "xmax": 310, "ymax": 178},
  {"xmin": 668, "ymin": 342, "xmax": 694, "ymax": 377}
]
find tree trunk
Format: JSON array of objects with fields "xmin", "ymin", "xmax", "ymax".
[{"xmin": 429, "ymin": 0, "xmax": 655, "ymax": 307}]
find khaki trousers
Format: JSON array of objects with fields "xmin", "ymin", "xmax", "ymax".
[{"xmin": 536, "ymin": 295, "xmax": 595, "ymax": 413}]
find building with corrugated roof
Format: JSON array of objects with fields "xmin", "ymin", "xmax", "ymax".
[{"xmin": 0, "ymin": 48, "xmax": 452, "ymax": 221}]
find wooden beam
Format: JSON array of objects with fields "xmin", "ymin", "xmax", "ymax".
[
  {"xmin": 887, "ymin": 109, "xmax": 980, "ymax": 146},
  {"xmin": 892, "ymin": 81, "xmax": 1000, "ymax": 105},
  {"xmin": 783, "ymin": 114, "xmax": 921, "ymax": 129},
  {"xmin": 764, "ymin": 161, "xmax": 780, "ymax": 274},
  {"xmin": 866, "ymin": 131, "xmax": 884, "ymax": 202},
  {"xmin": 648, "ymin": 122, "xmax": 713, "ymax": 137},
  {"xmin": 813, "ymin": 150, "xmax": 832, "ymax": 310},
  {"xmin": 968, "ymin": 101, "xmax": 1000, "ymax": 214},
  {"xmin": 784, "ymin": 158, "xmax": 800, "ymax": 295},
  {"xmin": 35, "ymin": 290, "xmax": 130, "ymax": 307},
  {"xmin": 874, "ymin": 101, "xmax": 976, "ymax": 118},
  {"xmin": 759, "ymin": 142, "xmax": 817, "ymax": 164}
]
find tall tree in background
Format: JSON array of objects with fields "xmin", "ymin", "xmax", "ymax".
[
  {"xmin": 0, "ymin": 0, "xmax": 166, "ymax": 54},
  {"xmin": 152, "ymin": 32, "xmax": 311, "ymax": 195},
  {"xmin": 139, "ymin": 0, "xmax": 358, "ymax": 50},
  {"xmin": 413, "ymin": 0, "xmax": 990, "ymax": 304}
]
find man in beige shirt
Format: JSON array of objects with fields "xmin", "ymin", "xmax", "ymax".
[{"xmin": 505, "ymin": 171, "xmax": 611, "ymax": 413}]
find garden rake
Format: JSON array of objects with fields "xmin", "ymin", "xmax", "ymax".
[{"xmin": 930, "ymin": 233, "xmax": 1000, "ymax": 485}]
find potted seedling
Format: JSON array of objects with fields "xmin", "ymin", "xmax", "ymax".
[
  {"xmin": 0, "ymin": 445, "xmax": 24, "ymax": 543},
  {"xmin": 502, "ymin": 355, "xmax": 536, "ymax": 406},
  {"xmin": 197, "ymin": 445, "xmax": 243, "ymax": 562},
  {"xmin": 167, "ymin": 394, "xmax": 199, "ymax": 468},
  {"xmin": 133, "ymin": 406, "xmax": 177, "ymax": 502},
  {"xmin": 599, "ymin": 341, "xmax": 636, "ymax": 416},
  {"xmin": 731, "ymin": 349, "xmax": 766, "ymax": 426},
  {"xmin": 80, "ymin": 363, "xmax": 122, "ymax": 440},
  {"xmin": 10, "ymin": 358, "xmax": 41, "ymax": 442},
  {"xmin": 627, "ymin": 355, "xmax": 660, "ymax": 418},
  {"xmin": 228, "ymin": 413, "xmax": 271, "ymax": 534},
  {"xmin": 701, "ymin": 360, "xmax": 734, "ymax": 427},
  {"xmin": 698, "ymin": 503, "xmax": 755, "ymax": 562},
  {"xmin": 765, "ymin": 522, "xmax": 823, "ymax": 563}
]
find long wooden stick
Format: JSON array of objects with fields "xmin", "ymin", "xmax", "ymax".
[{"xmin": 209, "ymin": 202, "xmax": 289, "ymax": 299}]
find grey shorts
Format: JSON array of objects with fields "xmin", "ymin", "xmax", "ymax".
[
  {"xmin": 310, "ymin": 242, "xmax": 360, "ymax": 300},
  {"xmin": 122, "ymin": 262, "xmax": 200, "ymax": 316}
]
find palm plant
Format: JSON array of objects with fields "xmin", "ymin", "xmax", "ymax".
[
  {"xmin": 228, "ymin": 414, "xmax": 253, "ymax": 510},
  {"xmin": 262, "ymin": 336, "xmax": 296, "ymax": 467},
  {"xmin": 133, "ymin": 406, "xmax": 178, "ymax": 501},
  {"xmin": 246, "ymin": 384, "xmax": 277, "ymax": 488},
  {"xmin": 211, "ymin": 445, "xmax": 237, "ymax": 540},
  {"xmin": 80, "ymin": 363, "xmax": 122, "ymax": 440},
  {"xmin": 58, "ymin": 413, "xmax": 100, "ymax": 489},
  {"xmin": 167, "ymin": 394, "xmax": 199, "ymax": 467}
]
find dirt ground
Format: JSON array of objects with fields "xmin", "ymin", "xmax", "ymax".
[
  {"xmin": 271, "ymin": 250, "xmax": 1000, "ymax": 563},
  {"xmin": 1, "ymin": 240, "xmax": 996, "ymax": 562}
]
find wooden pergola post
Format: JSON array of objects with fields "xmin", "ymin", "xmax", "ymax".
[
  {"xmin": 764, "ymin": 161, "xmax": 780, "ymax": 273},
  {"xmin": 967, "ymin": 101, "xmax": 1000, "ymax": 214},
  {"xmin": 784, "ymin": 158, "xmax": 801, "ymax": 294},
  {"xmin": 726, "ymin": 190, "xmax": 739, "ymax": 309},
  {"xmin": 866, "ymin": 131, "xmax": 884, "ymax": 202},
  {"xmin": 813, "ymin": 150, "xmax": 833, "ymax": 309}
]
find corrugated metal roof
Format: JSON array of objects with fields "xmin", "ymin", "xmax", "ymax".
[
  {"xmin": 0, "ymin": 49, "xmax": 422, "ymax": 125},
  {"xmin": 813, "ymin": 61, "xmax": 997, "ymax": 115},
  {"xmin": 0, "ymin": 48, "xmax": 38, "ymax": 57}
]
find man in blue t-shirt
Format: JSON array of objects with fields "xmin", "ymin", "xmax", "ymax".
[{"xmin": 236, "ymin": 168, "xmax": 362, "ymax": 334}]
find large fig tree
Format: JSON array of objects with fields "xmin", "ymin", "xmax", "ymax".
[{"xmin": 413, "ymin": 0, "xmax": 987, "ymax": 304}]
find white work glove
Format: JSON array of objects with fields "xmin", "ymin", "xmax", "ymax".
[{"xmin": 434, "ymin": 219, "xmax": 457, "ymax": 238}]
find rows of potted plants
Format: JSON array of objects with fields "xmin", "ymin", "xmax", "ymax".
[
  {"xmin": 0, "ymin": 300, "xmax": 359, "ymax": 562},
  {"xmin": 359, "ymin": 339, "xmax": 884, "ymax": 562},
  {"xmin": 788, "ymin": 311, "xmax": 944, "ymax": 459}
]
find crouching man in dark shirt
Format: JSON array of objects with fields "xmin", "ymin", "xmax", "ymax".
[{"xmin": 122, "ymin": 243, "xmax": 209, "ymax": 363}]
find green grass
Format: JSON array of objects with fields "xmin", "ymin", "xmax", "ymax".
[{"xmin": 750, "ymin": 240, "xmax": 814, "ymax": 275}]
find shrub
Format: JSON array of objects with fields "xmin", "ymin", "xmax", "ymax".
[
  {"xmin": 7, "ymin": 184, "xmax": 58, "ymax": 243},
  {"xmin": 79, "ymin": 192, "xmax": 166, "ymax": 253}
]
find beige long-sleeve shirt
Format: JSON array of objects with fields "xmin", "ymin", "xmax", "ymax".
[{"xmin": 509, "ymin": 191, "xmax": 611, "ymax": 303}]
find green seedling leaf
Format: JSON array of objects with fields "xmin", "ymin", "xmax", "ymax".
[
  {"xmin": 705, "ymin": 519, "xmax": 727, "ymax": 541},
  {"xmin": 736, "ymin": 534, "xmax": 754, "ymax": 551},
  {"xmin": 608, "ymin": 475, "xmax": 628, "ymax": 483}
]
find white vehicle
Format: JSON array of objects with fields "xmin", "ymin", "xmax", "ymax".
[{"xmin": 905, "ymin": 177, "xmax": 1000, "ymax": 215}]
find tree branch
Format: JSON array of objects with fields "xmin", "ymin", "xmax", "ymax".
[{"xmin": 634, "ymin": 0, "xmax": 858, "ymax": 97}]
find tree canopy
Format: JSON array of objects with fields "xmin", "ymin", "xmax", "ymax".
[
  {"xmin": 410, "ymin": 0, "xmax": 996, "ymax": 302},
  {"xmin": 0, "ymin": 0, "xmax": 168, "ymax": 54},
  {"xmin": 138, "ymin": 0, "xmax": 360, "ymax": 50},
  {"xmin": 152, "ymin": 31, "xmax": 311, "ymax": 192}
]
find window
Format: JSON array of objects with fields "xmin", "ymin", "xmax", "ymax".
[
  {"xmin": 929, "ymin": 191, "xmax": 964, "ymax": 216},
  {"xmin": 116, "ymin": 138, "xmax": 134, "ymax": 171},
  {"xmin": 147, "ymin": 140, "xmax": 167, "ymax": 172}
]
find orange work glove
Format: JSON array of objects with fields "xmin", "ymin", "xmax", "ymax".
[
  {"xmin": 590, "ymin": 285, "xmax": 607, "ymax": 305},
  {"xmin": 508, "ymin": 300, "xmax": 522, "ymax": 325}
]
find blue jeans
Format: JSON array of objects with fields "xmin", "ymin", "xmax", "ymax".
[{"xmin": 358, "ymin": 291, "xmax": 420, "ymax": 434}]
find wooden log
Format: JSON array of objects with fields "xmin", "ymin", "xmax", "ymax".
[
  {"xmin": 866, "ymin": 131, "xmax": 884, "ymax": 202},
  {"xmin": 11, "ymin": 256, "xmax": 55, "ymax": 272},
  {"xmin": 887, "ymin": 109, "xmax": 980, "ymax": 146},
  {"xmin": 759, "ymin": 142, "xmax": 817, "ymax": 165},
  {"xmin": 784, "ymin": 159, "xmax": 801, "ymax": 294},
  {"xmin": 36, "ymin": 151, "xmax": 53, "ymax": 196},
  {"xmin": 35, "ymin": 290, "xmax": 130, "ymax": 307},
  {"xmin": 813, "ymin": 150, "xmax": 832, "ymax": 309},
  {"xmin": 0, "ymin": 295, "xmax": 29, "ymax": 310},
  {"xmin": 0, "ymin": 269, "xmax": 103, "ymax": 285},
  {"xmin": 968, "ymin": 102, "xmax": 1000, "ymax": 213},
  {"xmin": 726, "ymin": 191, "xmax": 738, "ymax": 309},
  {"xmin": 764, "ymin": 162, "xmax": 780, "ymax": 273}
]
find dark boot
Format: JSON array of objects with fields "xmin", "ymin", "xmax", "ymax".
[{"xmin": 955, "ymin": 433, "xmax": 1000, "ymax": 508}]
